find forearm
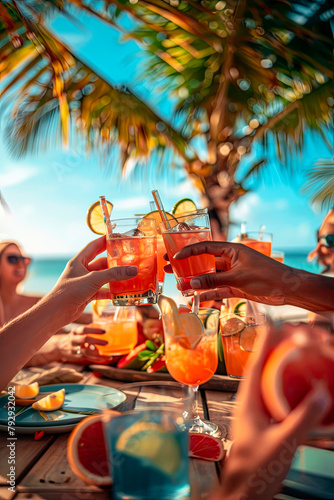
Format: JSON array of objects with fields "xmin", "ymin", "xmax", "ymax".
[
  {"xmin": 281, "ymin": 267, "xmax": 334, "ymax": 312},
  {"xmin": 0, "ymin": 291, "xmax": 69, "ymax": 390}
]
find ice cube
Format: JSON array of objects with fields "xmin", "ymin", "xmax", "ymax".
[
  {"xmin": 122, "ymin": 239, "xmax": 136, "ymax": 254},
  {"xmin": 123, "ymin": 228, "xmax": 145, "ymax": 237},
  {"xmin": 172, "ymin": 222, "xmax": 190, "ymax": 232}
]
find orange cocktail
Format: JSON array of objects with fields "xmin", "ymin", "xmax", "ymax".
[
  {"xmin": 88, "ymin": 319, "xmax": 138, "ymax": 356},
  {"xmin": 220, "ymin": 311, "xmax": 266, "ymax": 377},
  {"xmin": 106, "ymin": 218, "xmax": 158, "ymax": 306},
  {"xmin": 239, "ymin": 231, "xmax": 272, "ymax": 257},
  {"xmin": 165, "ymin": 335, "xmax": 218, "ymax": 386},
  {"xmin": 160, "ymin": 210, "xmax": 215, "ymax": 296}
]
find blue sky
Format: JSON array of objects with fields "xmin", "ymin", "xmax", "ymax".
[{"xmin": 0, "ymin": 10, "xmax": 331, "ymax": 257}]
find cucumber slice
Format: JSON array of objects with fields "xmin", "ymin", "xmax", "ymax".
[
  {"xmin": 204, "ymin": 311, "xmax": 219, "ymax": 331},
  {"xmin": 234, "ymin": 301, "xmax": 247, "ymax": 315}
]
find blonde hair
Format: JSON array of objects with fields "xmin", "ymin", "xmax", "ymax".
[{"xmin": 0, "ymin": 241, "xmax": 23, "ymax": 260}]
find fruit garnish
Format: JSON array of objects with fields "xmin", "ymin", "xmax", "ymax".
[
  {"xmin": 142, "ymin": 210, "xmax": 175, "ymax": 235},
  {"xmin": 239, "ymin": 325, "xmax": 258, "ymax": 352},
  {"xmin": 86, "ymin": 200, "xmax": 113, "ymax": 235},
  {"xmin": 32, "ymin": 388, "xmax": 65, "ymax": 411},
  {"xmin": 116, "ymin": 421, "xmax": 181, "ymax": 475},
  {"xmin": 158, "ymin": 295, "xmax": 181, "ymax": 336},
  {"xmin": 14, "ymin": 382, "xmax": 39, "ymax": 399},
  {"xmin": 172, "ymin": 198, "xmax": 197, "ymax": 215},
  {"xmin": 188, "ymin": 433, "xmax": 225, "ymax": 461},
  {"xmin": 91, "ymin": 299, "xmax": 111, "ymax": 318},
  {"xmin": 179, "ymin": 312, "xmax": 204, "ymax": 349},
  {"xmin": 234, "ymin": 301, "xmax": 247, "ymax": 315},
  {"xmin": 221, "ymin": 318, "xmax": 245, "ymax": 337},
  {"xmin": 67, "ymin": 412, "xmax": 119, "ymax": 485},
  {"xmin": 261, "ymin": 325, "xmax": 334, "ymax": 436}
]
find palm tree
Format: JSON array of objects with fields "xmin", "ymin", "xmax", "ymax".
[{"xmin": 1, "ymin": 0, "xmax": 333, "ymax": 237}]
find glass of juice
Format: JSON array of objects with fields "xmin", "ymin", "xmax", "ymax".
[
  {"xmin": 87, "ymin": 305, "xmax": 138, "ymax": 358},
  {"xmin": 104, "ymin": 409, "xmax": 190, "ymax": 500},
  {"xmin": 159, "ymin": 209, "xmax": 216, "ymax": 297},
  {"xmin": 107, "ymin": 217, "xmax": 158, "ymax": 306},
  {"xmin": 163, "ymin": 307, "xmax": 221, "ymax": 436},
  {"xmin": 220, "ymin": 309, "xmax": 266, "ymax": 378},
  {"xmin": 239, "ymin": 231, "xmax": 272, "ymax": 256}
]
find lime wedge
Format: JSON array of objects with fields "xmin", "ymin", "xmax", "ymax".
[
  {"xmin": 172, "ymin": 198, "xmax": 197, "ymax": 215},
  {"xmin": 234, "ymin": 301, "xmax": 247, "ymax": 315}
]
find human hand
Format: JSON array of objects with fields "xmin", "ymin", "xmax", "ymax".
[
  {"xmin": 171, "ymin": 242, "xmax": 293, "ymax": 306},
  {"xmin": 45, "ymin": 236, "xmax": 138, "ymax": 324},
  {"xmin": 216, "ymin": 324, "xmax": 330, "ymax": 500},
  {"xmin": 66, "ymin": 325, "xmax": 108, "ymax": 362}
]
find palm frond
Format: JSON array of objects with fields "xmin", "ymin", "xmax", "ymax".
[{"xmin": 302, "ymin": 160, "xmax": 334, "ymax": 210}]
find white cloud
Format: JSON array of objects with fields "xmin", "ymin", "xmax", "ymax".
[
  {"xmin": 0, "ymin": 167, "xmax": 38, "ymax": 188},
  {"xmin": 275, "ymin": 199, "xmax": 289, "ymax": 211}
]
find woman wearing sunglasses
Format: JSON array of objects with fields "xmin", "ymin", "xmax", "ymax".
[
  {"xmin": 0, "ymin": 241, "xmax": 40, "ymax": 327},
  {"xmin": 308, "ymin": 207, "xmax": 334, "ymax": 275}
]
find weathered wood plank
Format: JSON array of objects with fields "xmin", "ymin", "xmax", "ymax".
[
  {"xmin": 17, "ymin": 434, "xmax": 104, "ymax": 495},
  {"xmin": 0, "ymin": 433, "xmax": 55, "ymax": 486}
]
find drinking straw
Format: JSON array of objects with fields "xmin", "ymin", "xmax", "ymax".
[
  {"xmin": 258, "ymin": 225, "xmax": 266, "ymax": 241},
  {"xmin": 152, "ymin": 190, "xmax": 171, "ymax": 230},
  {"xmin": 240, "ymin": 221, "xmax": 247, "ymax": 238},
  {"xmin": 246, "ymin": 300, "xmax": 262, "ymax": 325},
  {"xmin": 99, "ymin": 196, "xmax": 113, "ymax": 236},
  {"xmin": 192, "ymin": 292, "xmax": 200, "ymax": 315}
]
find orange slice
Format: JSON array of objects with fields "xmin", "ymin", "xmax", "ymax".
[
  {"xmin": 15, "ymin": 382, "xmax": 39, "ymax": 399},
  {"xmin": 142, "ymin": 210, "xmax": 175, "ymax": 235},
  {"xmin": 86, "ymin": 200, "xmax": 113, "ymax": 235},
  {"xmin": 32, "ymin": 388, "xmax": 65, "ymax": 411}
]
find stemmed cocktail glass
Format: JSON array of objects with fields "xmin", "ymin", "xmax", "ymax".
[{"xmin": 160, "ymin": 297, "xmax": 221, "ymax": 436}]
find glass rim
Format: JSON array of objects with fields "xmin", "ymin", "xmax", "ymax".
[
  {"xmin": 109, "ymin": 217, "xmax": 156, "ymax": 224},
  {"xmin": 158, "ymin": 209, "xmax": 210, "ymax": 229},
  {"xmin": 242, "ymin": 231, "xmax": 272, "ymax": 238},
  {"xmin": 220, "ymin": 311, "xmax": 266, "ymax": 320}
]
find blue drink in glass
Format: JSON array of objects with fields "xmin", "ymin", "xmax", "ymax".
[{"xmin": 105, "ymin": 410, "xmax": 190, "ymax": 500}]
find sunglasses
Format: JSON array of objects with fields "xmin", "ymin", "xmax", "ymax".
[
  {"xmin": 6, "ymin": 255, "xmax": 32, "ymax": 265},
  {"xmin": 318, "ymin": 234, "xmax": 334, "ymax": 248}
]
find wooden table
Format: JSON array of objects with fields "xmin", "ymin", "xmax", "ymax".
[{"xmin": 0, "ymin": 369, "xmax": 236, "ymax": 500}]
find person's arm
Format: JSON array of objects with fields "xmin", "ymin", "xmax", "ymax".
[
  {"xmin": 171, "ymin": 242, "xmax": 334, "ymax": 312},
  {"xmin": 210, "ymin": 324, "xmax": 330, "ymax": 500},
  {"xmin": 0, "ymin": 236, "xmax": 137, "ymax": 390}
]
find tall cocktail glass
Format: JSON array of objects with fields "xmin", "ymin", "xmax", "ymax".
[
  {"xmin": 163, "ymin": 308, "xmax": 221, "ymax": 436},
  {"xmin": 159, "ymin": 209, "xmax": 216, "ymax": 297},
  {"xmin": 106, "ymin": 217, "xmax": 158, "ymax": 306},
  {"xmin": 220, "ymin": 310, "xmax": 266, "ymax": 378}
]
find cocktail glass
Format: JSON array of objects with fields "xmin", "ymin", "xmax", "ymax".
[
  {"xmin": 164, "ymin": 308, "xmax": 221, "ymax": 436},
  {"xmin": 272, "ymin": 250, "xmax": 284, "ymax": 263},
  {"xmin": 159, "ymin": 209, "xmax": 216, "ymax": 297},
  {"xmin": 239, "ymin": 231, "xmax": 272, "ymax": 256},
  {"xmin": 106, "ymin": 217, "xmax": 158, "ymax": 306},
  {"xmin": 87, "ymin": 305, "xmax": 138, "ymax": 357},
  {"xmin": 103, "ymin": 409, "xmax": 190, "ymax": 500},
  {"xmin": 220, "ymin": 310, "xmax": 266, "ymax": 378}
]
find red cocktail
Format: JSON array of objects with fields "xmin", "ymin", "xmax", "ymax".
[
  {"xmin": 160, "ymin": 210, "xmax": 215, "ymax": 296},
  {"xmin": 106, "ymin": 218, "xmax": 158, "ymax": 306}
]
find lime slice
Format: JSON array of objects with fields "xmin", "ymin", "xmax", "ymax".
[
  {"xmin": 239, "ymin": 326, "xmax": 258, "ymax": 352},
  {"xmin": 179, "ymin": 312, "xmax": 204, "ymax": 349},
  {"xmin": 172, "ymin": 198, "xmax": 197, "ymax": 215},
  {"xmin": 158, "ymin": 295, "xmax": 181, "ymax": 336},
  {"xmin": 86, "ymin": 200, "xmax": 113, "ymax": 235},
  {"xmin": 204, "ymin": 310, "xmax": 219, "ymax": 330},
  {"xmin": 234, "ymin": 301, "xmax": 247, "ymax": 315},
  {"xmin": 221, "ymin": 318, "xmax": 245, "ymax": 337},
  {"xmin": 116, "ymin": 421, "xmax": 181, "ymax": 475}
]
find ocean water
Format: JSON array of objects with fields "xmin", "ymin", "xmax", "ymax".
[{"xmin": 22, "ymin": 252, "xmax": 322, "ymax": 299}]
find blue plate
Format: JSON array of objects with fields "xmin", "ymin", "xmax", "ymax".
[{"xmin": 0, "ymin": 384, "xmax": 126, "ymax": 427}]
